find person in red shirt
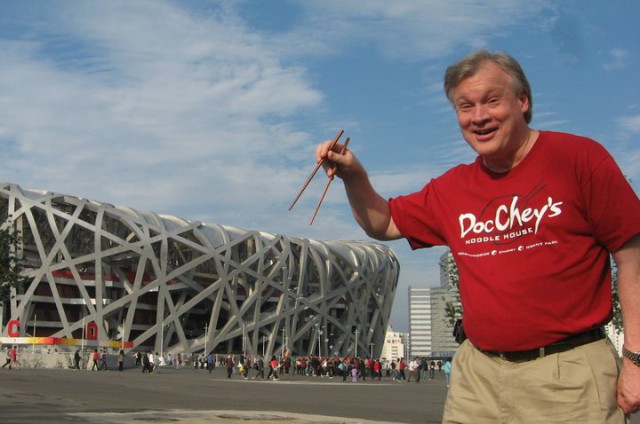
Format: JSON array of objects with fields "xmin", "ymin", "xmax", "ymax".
[
  {"xmin": 314, "ymin": 49, "xmax": 640, "ymax": 422},
  {"xmin": 373, "ymin": 359, "xmax": 381, "ymax": 381},
  {"xmin": 398, "ymin": 358, "xmax": 406, "ymax": 381},
  {"xmin": 267, "ymin": 355, "xmax": 279, "ymax": 380},
  {"xmin": 6, "ymin": 346, "xmax": 18, "ymax": 369},
  {"xmin": 91, "ymin": 349, "xmax": 100, "ymax": 371}
]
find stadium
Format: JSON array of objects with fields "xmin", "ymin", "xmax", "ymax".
[{"xmin": 0, "ymin": 183, "xmax": 399, "ymax": 358}]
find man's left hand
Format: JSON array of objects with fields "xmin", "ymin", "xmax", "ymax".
[{"xmin": 618, "ymin": 358, "xmax": 640, "ymax": 414}]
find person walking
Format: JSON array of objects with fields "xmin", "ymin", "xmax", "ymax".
[
  {"xmin": 2, "ymin": 346, "xmax": 11, "ymax": 369},
  {"xmin": 117, "ymin": 349, "xmax": 125, "ymax": 371},
  {"xmin": 373, "ymin": 359, "xmax": 381, "ymax": 381},
  {"xmin": 407, "ymin": 358, "xmax": 418, "ymax": 382},
  {"xmin": 443, "ymin": 359, "xmax": 452, "ymax": 388},
  {"xmin": 207, "ymin": 353, "xmax": 214, "ymax": 373},
  {"xmin": 142, "ymin": 351, "xmax": 152, "ymax": 373},
  {"xmin": 73, "ymin": 349, "xmax": 81, "ymax": 370},
  {"xmin": 91, "ymin": 349, "xmax": 100, "ymax": 371},
  {"xmin": 100, "ymin": 349, "xmax": 108, "ymax": 371},
  {"xmin": 398, "ymin": 358, "xmax": 406, "ymax": 381},
  {"xmin": 148, "ymin": 352, "xmax": 155, "ymax": 373},
  {"xmin": 4, "ymin": 346, "xmax": 19, "ymax": 370},
  {"xmin": 252, "ymin": 356, "xmax": 265, "ymax": 380},
  {"xmin": 267, "ymin": 355, "xmax": 279, "ymax": 380},
  {"xmin": 314, "ymin": 49, "xmax": 640, "ymax": 422},
  {"xmin": 225, "ymin": 355, "xmax": 234, "ymax": 378}
]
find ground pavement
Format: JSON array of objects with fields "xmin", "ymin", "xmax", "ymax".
[
  {"xmin": 1, "ymin": 365, "xmax": 638, "ymax": 423},
  {"xmin": 0, "ymin": 365, "xmax": 446, "ymax": 424}
]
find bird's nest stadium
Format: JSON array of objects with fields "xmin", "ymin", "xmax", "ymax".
[{"xmin": 0, "ymin": 183, "xmax": 399, "ymax": 358}]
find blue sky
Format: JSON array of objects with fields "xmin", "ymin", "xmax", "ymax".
[{"xmin": 0, "ymin": 0, "xmax": 638, "ymax": 331}]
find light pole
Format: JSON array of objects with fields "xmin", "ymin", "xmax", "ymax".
[
  {"xmin": 242, "ymin": 323, "xmax": 246, "ymax": 354},
  {"xmin": 281, "ymin": 326, "xmax": 286, "ymax": 356},
  {"xmin": 81, "ymin": 315, "xmax": 86, "ymax": 360},
  {"xmin": 316, "ymin": 324, "xmax": 322, "ymax": 358},
  {"xmin": 354, "ymin": 328, "xmax": 359, "ymax": 358},
  {"xmin": 160, "ymin": 321, "xmax": 164, "ymax": 359},
  {"xmin": 32, "ymin": 314, "xmax": 37, "ymax": 353},
  {"xmin": 204, "ymin": 323, "xmax": 208, "ymax": 354},
  {"xmin": 370, "ymin": 342, "xmax": 374, "ymax": 358},
  {"xmin": 121, "ymin": 317, "xmax": 125, "ymax": 351}
]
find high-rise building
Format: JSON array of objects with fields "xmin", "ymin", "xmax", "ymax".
[
  {"xmin": 408, "ymin": 251, "xmax": 460, "ymax": 358},
  {"xmin": 408, "ymin": 287, "xmax": 431, "ymax": 356}
]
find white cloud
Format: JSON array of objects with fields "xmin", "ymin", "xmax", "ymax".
[
  {"xmin": 603, "ymin": 48, "xmax": 630, "ymax": 71},
  {"xmin": 0, "ymin": 1, "xmax": 324, "ymax": 233},
  {"xmin": 281, "ymin": 0, "xmax": 549, "ymax": 61},
  {"xmin": 617, "ymin": 115, "xmax": 640, "ymax": 134}
]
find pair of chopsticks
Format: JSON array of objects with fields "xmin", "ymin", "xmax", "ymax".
[{"xmin": 289, "ymin": 129, "xmax": 350, "ymax": 225}]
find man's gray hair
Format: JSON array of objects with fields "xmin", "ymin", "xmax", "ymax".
[{"xmin": 444, "ymin": 50, "xmax": 533, "ymax": 124}]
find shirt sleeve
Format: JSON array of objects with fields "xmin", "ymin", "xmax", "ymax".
[
  {"xmin": 582, "ymin": 149, "xmax": 640, "ymax": 252},
  {"xmin": 389, "ymin": 181, "xmax": 447, "ymax": 249}
]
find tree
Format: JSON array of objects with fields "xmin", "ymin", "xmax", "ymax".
[
  {"xmin": 0, "ymin": 218, "xmax": 30, "ymax": 303},
  {"xmin": 441, "ymin": 251, "xmax": 462, "ymax": 327},
  {"xmin": 611, "ymin": 261, "xmax": 623, "ymax": 334}
]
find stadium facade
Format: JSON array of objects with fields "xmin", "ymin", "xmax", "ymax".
[{"xmin": 0, "ymin": 183, "xmax": 399, "ymax": 358}]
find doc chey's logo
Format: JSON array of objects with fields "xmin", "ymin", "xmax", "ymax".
[{"xmin": 459, "ymin": 184, "xmax": 563, "ymax": 246}]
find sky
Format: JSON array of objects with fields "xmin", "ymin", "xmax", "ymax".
[{"xmin": 0, "ymin": 0, "xmax": 638, "ymax": 332}]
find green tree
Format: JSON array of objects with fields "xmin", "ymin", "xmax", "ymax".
[
  {"xmin": 441, "ymin": 251, "xmax": 462, "ymax": 327},
  {"xmin": 0, "ymin": 218, "xmax": 30, "ymax": 303},
  {"xmin": 611, "ymin": 261, "xmax": 623, "ymax": 334},
  {"xmin": 612, "ymin": 175, "xmax": 634, "ymax": 333}
]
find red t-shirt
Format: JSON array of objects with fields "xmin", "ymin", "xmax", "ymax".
[{"xmin": 389, "ymin": 131, "xmax": 640, "ymax": 351}]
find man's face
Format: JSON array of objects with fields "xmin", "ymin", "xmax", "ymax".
[{"xmin": 451, "ymin": 61, "xmax": 530, "ymax": 169}]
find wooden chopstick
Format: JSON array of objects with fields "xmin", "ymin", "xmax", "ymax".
[
  {"xmin": 288, "ymin": 129, "xmax": 344, "ymax": 211},
  {"xmin": 308, "ymin": 137, "xmax": 350, "ymax": 225}
]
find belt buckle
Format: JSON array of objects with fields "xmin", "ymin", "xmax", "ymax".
[{"xmin": 499, "ymin": 348, "xmax": 545, "ymax": 362}]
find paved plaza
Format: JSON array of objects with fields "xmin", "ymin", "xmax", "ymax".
[
  {"xmin": 0, "ymin": 365, "xmax": 447, "ymax": 423},
  {"xmin": 2, "ymin": 365, "xmax": 638, "ymax": 423}
]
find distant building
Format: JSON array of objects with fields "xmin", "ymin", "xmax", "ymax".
[
  {"xmin": 408, "ymin": 286, "xmax": 459, "ymax": 358},
  {"xmin": 408, "ymin": 287, "xmax": 431, "ymax": 356},
  {"xmin": 381, "ymin": 325, "xmax": 406, "ymax": 362},
  {"xmin": 408, "ymin": 251, "xmax": 460, "ymax": 358},
  {"xmin": 606, "ymin": 322, "xmax": 623, "ymax": 356}
]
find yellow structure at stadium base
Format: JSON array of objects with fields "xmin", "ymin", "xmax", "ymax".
[{"xmin": 0, "ymin": 336, "xmax": 132, "ymax": 350}]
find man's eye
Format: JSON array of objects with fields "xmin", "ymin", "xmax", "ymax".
[
  {"xmin": 458, "ymin": 104, "xmax": 473, "ymax": 112},
  {"xmin": 488, "ymin": 98, "xmax": 500, "ymax": 106}
]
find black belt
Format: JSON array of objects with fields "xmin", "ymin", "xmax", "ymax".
[{"xmin": 478, "ymin": 327, "xmax": 606, "ymax": 362}]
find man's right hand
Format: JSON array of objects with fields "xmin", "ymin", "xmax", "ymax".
[
  {"xmin": 315, "ymin": 138, "xmax": 364, "ymax": 181},
  {"xmin": 314, "ymin": 137, "xmax": 401, "ymax": 241}
]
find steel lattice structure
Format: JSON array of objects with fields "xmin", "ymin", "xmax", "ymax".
[{"xmin": 0, "ymin": 183, "xmax": 399, "ymax": 358}]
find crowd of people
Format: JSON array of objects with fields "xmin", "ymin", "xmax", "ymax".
[
  {"xmin": 2, "ymin": 343, "xmax": 452, "ymax": 387},
  {"xmin": 126, "ymin": 350, "xmax": 451, "ymax": 384},
  {"xmin": 2, "ymin": 343, "xmax": 453, "ymax": 380}
]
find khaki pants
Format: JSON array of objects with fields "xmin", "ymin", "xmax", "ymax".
[{"xmin": 443, "ymin": 338, "xmax": 628, "ymax": 424}]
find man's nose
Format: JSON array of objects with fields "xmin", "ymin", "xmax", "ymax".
[{"xmin": 471, "ymin": 104, "xmax": 490, "ymax": 122}]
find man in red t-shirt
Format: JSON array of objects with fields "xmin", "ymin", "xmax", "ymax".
[{"xmin": 314, "ymin": 50, "xmax": 640, "ymax": 422}]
